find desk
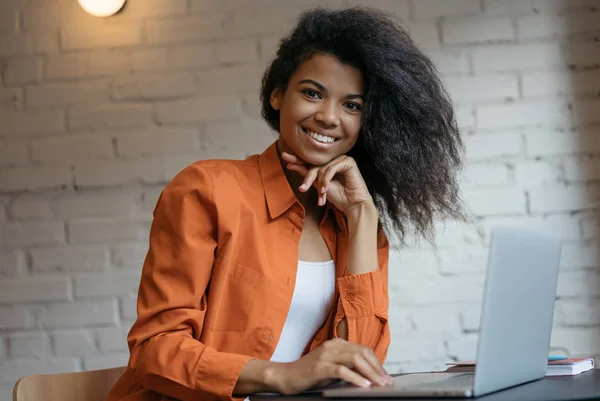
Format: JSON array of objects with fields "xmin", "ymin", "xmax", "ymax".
[{"xmin": 250, "ymin": 369, "xmax": 600, "ymax": 401}]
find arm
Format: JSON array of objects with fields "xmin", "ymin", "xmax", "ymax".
[
  {"xmin": 345, "ymin": 202, "xmax": 379, "ymax": 275},
  {"xmin": 334, "ymin": 202, "xmax": 379, "ymax": 340},
  {"xmin": 127, "ymin": 164, "xmax": 254, "ymax": 401},
  {"xmin": 235, "ymin": 203, "xmax": 393, "ymax": 394},
  {"xmin": 333, "ymin": 204, "xmax": 391, "ymax": 363},
  {"xmin": 281, "ymin": 152, "xmax": 391, "ymax": 365}
]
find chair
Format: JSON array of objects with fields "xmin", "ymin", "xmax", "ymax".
[{"xmin": 13, "ymin": 366, "xmax": 126, "ymax": 401}]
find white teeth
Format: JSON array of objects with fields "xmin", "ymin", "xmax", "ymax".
[{"xmin": 305, "ymin": 129, "xmax": 335, "ymax": 144}]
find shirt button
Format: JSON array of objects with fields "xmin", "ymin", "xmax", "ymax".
[
  {"xmin": 345, "ymin": 293, "xmax": 354, "ymax": 301},
  {"xmin": 328, "ymin": 235, "xmax": 335, "ymax": 241}
]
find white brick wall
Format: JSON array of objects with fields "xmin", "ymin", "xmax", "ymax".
[
  {"xmin": 51, "ymin": 330, "xmax": 97, "ymax": 358},
  {"xmin": 1, "ymin": 0, "xmax": 600, "ymax": 398}
]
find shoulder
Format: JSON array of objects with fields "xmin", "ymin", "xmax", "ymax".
[
  {"xmin": 196, "ymin": 156, "xmax": 261, "ymax": 184},
  {"xmin": 167, "ymin": 155, "xmax": 260, "ymax": 190},
  {"xmin": 159, "ymin": 155, "xmax": 262, "ymax": 207}
]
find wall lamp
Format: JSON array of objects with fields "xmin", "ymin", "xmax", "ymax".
[{"xmin": 78, "ymin": 0, "xmax": 126, "ymax": 17}]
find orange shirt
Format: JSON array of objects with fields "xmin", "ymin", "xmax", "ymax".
[{"xmin": 106, "ymin": 142, "xmax": 390, "ymax": 401}]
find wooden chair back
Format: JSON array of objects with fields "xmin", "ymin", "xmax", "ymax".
[{"xmin": 13, "ymin": 366, "xmax": 126, "ymax": 401}]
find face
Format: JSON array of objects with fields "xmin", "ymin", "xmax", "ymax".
[{"xmin": 270, "ymin": 53, "xmax": 364, "ymax": 166}]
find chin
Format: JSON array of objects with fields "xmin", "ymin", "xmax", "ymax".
[{"xmin": 297, "ymin": 150, "xmax": 338, "ymax": 166}]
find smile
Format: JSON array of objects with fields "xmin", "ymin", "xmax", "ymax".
[{"xmin": 301, "ymin": 126, "xmax": 338, "ymax": 144}]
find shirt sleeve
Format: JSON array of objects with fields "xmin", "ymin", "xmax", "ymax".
[
  {"xmin": 333, "ymin": 228, "xmax": 390, "ymax": 363},
  {"xmin": 126, "ymin": 163, "xmax": 253, "ymax": 401}
]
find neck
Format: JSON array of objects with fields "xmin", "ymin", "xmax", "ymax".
[{"xmin": 276, "ymin": 139, "xmax": 325, "ymax": 220}]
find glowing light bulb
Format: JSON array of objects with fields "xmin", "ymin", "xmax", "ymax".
[{"xmin": 78, "ymin": 0, "xmax": 126, "ymax": 17}]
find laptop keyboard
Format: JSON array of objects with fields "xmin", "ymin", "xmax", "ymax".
[{"xmin": 400, "ymin": 373, "xmax": 474, "ymax": 390}]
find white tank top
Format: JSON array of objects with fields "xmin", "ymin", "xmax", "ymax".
[
  {"xmin": 270, "ymin": 259, "xmax": 336, "ymax": 362},
  {"xmin": 243, "ymin": 260, "xmax": 336, "ymax": 400}
]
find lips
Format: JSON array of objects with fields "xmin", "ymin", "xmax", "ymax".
[{"xmin": 301, "ymin": 126, "xmax": 338, "ymax": 144}]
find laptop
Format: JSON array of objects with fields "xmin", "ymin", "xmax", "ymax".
[{"xmin": 324, "ymin": 225, "xmax": 562, "ymax": 398}]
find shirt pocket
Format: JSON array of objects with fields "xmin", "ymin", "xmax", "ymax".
[{"xmin": 205, "ymin": 255, "xmax": 263, "ymax": 332}]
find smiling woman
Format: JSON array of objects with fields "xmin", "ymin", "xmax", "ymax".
[
  {"xmin": 105, "ymin": 6, "xmax": 468, "ymax": 401},
  {"xmin": 261, "ymin": 8, "xmax": 467, "ymax": 242},
  {"xmin": 271, "ymin": 54, "xmax": 364, "ymax": 166}
]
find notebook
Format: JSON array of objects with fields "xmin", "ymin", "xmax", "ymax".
[{"xmin": 446, "ymin": 358, "xmax": 595, "ymax": 376}]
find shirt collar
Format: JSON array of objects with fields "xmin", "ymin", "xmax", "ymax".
[
  {"xmin": 258, "ymin": 141, "xmax": 347, "ymax": 233},
  {"xmin": 259, "ymin": 141, "xmax": 298, "ymax": 219}
]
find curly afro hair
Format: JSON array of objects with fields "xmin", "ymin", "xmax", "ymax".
[{"xmin": 260, "ymin": 7, "xmax": 468, "ymax": 243}]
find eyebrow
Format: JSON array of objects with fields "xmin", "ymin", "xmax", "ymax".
[{"xmin": 299, "ymin": 79, "xmax": 364, "ymax": 101}]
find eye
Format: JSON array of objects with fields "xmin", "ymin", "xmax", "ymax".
[
  {"xmin": 344, "ymin": 102, "xmax": 362, "ymax": 112},
  {"xmin": 302, "ymin": 89, "xmax": 321, "ymax": 99}
]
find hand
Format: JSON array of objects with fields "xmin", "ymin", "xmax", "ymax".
[
  {"xmin": 269, "ymin": 338, "xmax": 393, "ymax": 395},
  {"xmin": 282, "ymin": 152, "xmax": 375, "ymax": 215}
]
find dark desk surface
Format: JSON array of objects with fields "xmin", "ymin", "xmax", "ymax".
[{"xmin": 251, "ymin": 369, "xmax": 600, "ymax": 401}]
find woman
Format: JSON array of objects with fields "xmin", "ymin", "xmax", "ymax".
[{"xmin": 106, "ymin": 6, "xmax": 466, "ymax": 401}]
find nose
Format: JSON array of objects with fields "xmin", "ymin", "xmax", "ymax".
[{"xmin": 315, "ymin": 100, "xmax": 340, "ymax": 127}]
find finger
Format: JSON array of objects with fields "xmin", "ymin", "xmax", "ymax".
[
  {"xmin": 341, "ymin": 351, "xmax": 389, "ymax": 387},
  {"xmin": 316, "ymin": 166, "xmax": 329, "ymax": 195},
  {"xmin": 300, "ymin": 167, "xmax": 320, "ymax": 192},
  {"xmin": 286, "ymin": 163, "xmax": 310, "ymax": 177},
  {"xmin": 318, "ymin": 193, "xmax": 326, "ymax": 207},
  {"xmin": 315, "ymin": 166, "xmax": 328, "ymax": 206},
  {"xmin": 330, "ymin": 365, "xmax": 372, "ymax": 389},
  {"xmin": 358, "ymin": 347, "xmax": 391, "ymax": 383},
  {"xmin": 311, "ymin": 378, "xmax": 338, "ymax": 391},
  {"xmin": 319, "ymin": 163, "xmax": 339, "ymax": 194},
  {"xmin": 320, "ymin": 156, "xmax": 356, "ymax": 194},
  {"xmin": 316, "ymin": 157, "xmax": 344, "ymax": 194},
  {"xmin": 351, "ymin": 344, "xmax": 387, "ymax": 377}
]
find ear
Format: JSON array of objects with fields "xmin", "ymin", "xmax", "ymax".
[{"xmin": 270, "ymin": 88, "xmax": 281, "ymax": 110}]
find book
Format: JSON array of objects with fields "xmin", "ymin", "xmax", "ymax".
[{"xmin": 446, "ymin": 358, "xmax": 595, "ymax": 376}]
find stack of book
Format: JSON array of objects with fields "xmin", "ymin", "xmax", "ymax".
[{"xmin": 446, "ymin": 357, "xmax": 595, "ymax": 376}]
